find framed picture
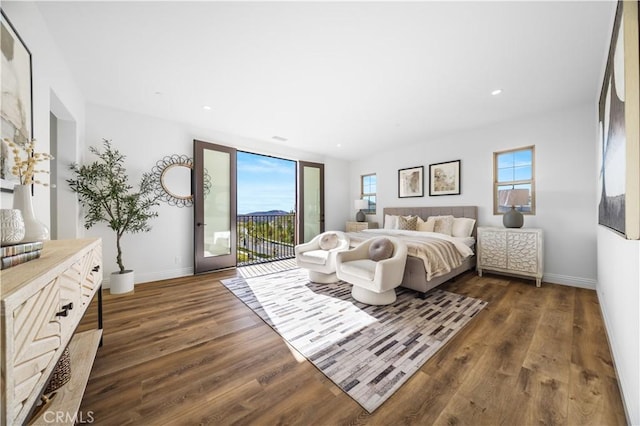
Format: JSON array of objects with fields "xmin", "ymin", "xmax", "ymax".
[
  {"xmin": 398, "ymin": 166, "xmax": 424, "ymax": 198},
  {"xmin": 1, "ymin": 9, "xmax": 33, "ymax": 193},
  {"xmin": 429, "ymin": 160, "xmax": 461, "ymax": 196},
  {"xmin": 598, "ymin": 0, "xmax": 640, "ymax": 239}
]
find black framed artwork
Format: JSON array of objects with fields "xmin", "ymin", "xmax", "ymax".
[
  {"xmin": 1, "ymin": 9, "xmax": 33, "ymax": 193},
  {"xmin": 429, "ymin": 160, "xmax": 461, "ymax": 196},
  {"xmin": 398, "ymin": 166, "xmax": 424, "ymax": 198}
]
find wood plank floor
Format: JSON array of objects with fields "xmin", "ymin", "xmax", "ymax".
[{"xmin": 77, "ymin": 270, "xmax": 627, "ymax": 425}]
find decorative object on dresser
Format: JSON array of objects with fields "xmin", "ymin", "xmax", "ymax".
[
  {"xmin": 0, "ymin": 238, "xmax": 103, "ymax": 426},
  {"xmin": 67, "ymin": 140, "xmax": 161, "ymax": 294},
  {"xmin": 477, "ymin": 226, "xmax": 543, "ymax": 287},
  {"xmin": 354, "ymin": 199, "xmax": 368, "ymax": 222},
  {"xmin": 12, "ymin": 184, "xmax": 50, "ymax": 242},
  {"xmin": 499, "ymin": 188, "xmax": 530, "ymax": 228},
  {"xmin": 429, "ymin": 160, "xmax": 461, "ymax": 196},
  {"xmin": 0, "ymin": 9, "xmax": 32, "ymax": 193},
  {"xmin": 0, "ymin": 209, "xmax": 25, "ymax": 245},
  {"xmin": 398, "ymin": 166, "xmax": 424, "ymax": 198},
  {"xmin": 345, "ymin": 221, "xmax": 378, "ymax": 232}
]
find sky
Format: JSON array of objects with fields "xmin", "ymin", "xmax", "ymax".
[{"xmin": 237, "ymin": 151, "xmax": 296, "ymax": 214}]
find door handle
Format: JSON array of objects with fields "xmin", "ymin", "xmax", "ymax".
[{"xmin": 197, "ymin": 222, "xmax": 207, "ymax": 227}]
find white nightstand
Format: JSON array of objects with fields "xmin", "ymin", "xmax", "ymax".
[
  {"xmin": 477, "ymin": 227, "xmax": 543, "ymax": 287},
  {"xmin": 345, "ymin": 221, "xmax": 379, "ymax": 232}
]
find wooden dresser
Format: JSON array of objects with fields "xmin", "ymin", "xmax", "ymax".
[
  {"xmin": 1, "ymin": 239, "xmax": 103, "ymax": 426},
  {"xmin": 345, "ymin": 221, "xmax": 379, "ymax": 232}
]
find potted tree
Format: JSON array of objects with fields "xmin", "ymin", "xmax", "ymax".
[{"xmin": 67, "ymin": 139, "xmax": 160, "ymax": 294}]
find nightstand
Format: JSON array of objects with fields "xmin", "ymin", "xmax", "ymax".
[
  {"xmin": 345, "ymin": 221, "xmax": 379, "ymax": 232},
  {"xmin": 477, "ymin": 227, "xmax": 543, "ymax": 287}
]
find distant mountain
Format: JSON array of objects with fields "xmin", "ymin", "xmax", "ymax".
[{"xmin": 239, "ymin": 210, "xmax": 291, "ymax": 216}]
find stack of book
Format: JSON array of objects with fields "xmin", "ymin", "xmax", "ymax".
[{"xmin": 1, "ymin": 241, "xmax": 44, "ymax": 270}]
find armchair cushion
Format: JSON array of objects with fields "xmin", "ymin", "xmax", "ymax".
[
  {"xmin": 339, "ymin": 259, "xmax": 376, "ymax": 281},
  {"xmin": 319, "ymin": 232, "xmax": 339, "ymax": 250},
  {"xmin": 368, "ymin": 237, "xmax": 395, "ymax": 261},
  {"xmin": 299, "ymin": 249, "xmax": 330, "ymax": 265}
]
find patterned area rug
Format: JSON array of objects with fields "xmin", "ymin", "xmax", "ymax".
[{"xmin": 221, "ymin": 268, "xmax": 487, "ymax": 412}]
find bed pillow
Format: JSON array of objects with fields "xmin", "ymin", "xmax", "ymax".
[
  {"xmin": 430, "ymin": 215, "xmax": 454, "ymax": 236},
  {"xmin": 452, "ymin": 218, "xmax": 476, "ymax": 238},
  {"xmin": 319, "ymin": 232, "xmax": 339, "ymax": 250},
  {"xmin": 418, "ymin": 217, "xmax": 435, "ymax": 232},
  {"xmin": 384, "ymin": 214, "xmax": 399, "ymax": 230},
  {"xmin": 368, "ymin": 238, "xmax": 394, "ymax": 261},
  {"xmin": 398, "ymin": 215, "xmax": 417, "ymax": 230}
]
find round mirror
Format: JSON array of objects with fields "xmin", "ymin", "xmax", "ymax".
[
  {"xmin": 161, "ymin": 163, "xmax": 192, "ymax": 201},
  {"xmin": 151, "ymin": 155, "xmax": 199, "ymax": 207}
]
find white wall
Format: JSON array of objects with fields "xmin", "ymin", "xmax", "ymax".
[
  {"xmin": 0, "ymin": 2, "xmax": 85, "ymax": 235},
  {"xmin": 351, "ymin": 102, "xmax": 597, "ymax": 287},
  {"xmin": 85, "ymin": 103, "xmax": 350, "ymax": 285},
  {"xmin": 597, "ymin": 227, "xmax": 640, "ymax": 425}
]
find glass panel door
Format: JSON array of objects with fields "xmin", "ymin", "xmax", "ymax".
[
  {"xmin": 193, "ymin": 140, "xmax": 237, "ymax": 273},
  {"xmin": 297, "ymin": 161, "xmax": 324, "ymax": 243}
]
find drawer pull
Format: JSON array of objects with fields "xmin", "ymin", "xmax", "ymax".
[
  {"xmin": 92, "ymin": 265, "xmax": 101, "ymax": 272},
  {"xmin": 56, "ymin": 309, "xmax": 69, "ymax": 317}
]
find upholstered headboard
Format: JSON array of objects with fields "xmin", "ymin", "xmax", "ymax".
[{"xmin": 382, "ymin": 206, "xmax": 478, "ymax": 237}]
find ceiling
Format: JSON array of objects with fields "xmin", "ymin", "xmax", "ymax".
[{"xmin": 36, "ymin": 1, "xmax": 616, "ymax": 160}]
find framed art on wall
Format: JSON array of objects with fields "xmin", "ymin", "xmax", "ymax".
[
  {"xmin": 1, "ymin": 9, "xmax": 33, "ymax": 193},
  {"xmin": 598, "ymin": 0, "xmax": 640, "ymax": 239},
  {"xmin": 398, "ymin": 166, "xmax": 423, "ymax": 198},
  {"xmin": 429, "ymin": 160, "xmax": 460, "ymax": 196}
]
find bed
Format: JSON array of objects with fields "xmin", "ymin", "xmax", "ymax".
[{"xmin": 346, "ymin": 206, "xmax": 477, "ymax": 296}]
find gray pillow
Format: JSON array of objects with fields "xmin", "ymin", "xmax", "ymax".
[
  {"xmin": 368, "ymin": 238, "xmax": 394, "ymax": 261},
  {"xmin": 319, "ymin": 233, "xmax": 339, "ymax": 250}
]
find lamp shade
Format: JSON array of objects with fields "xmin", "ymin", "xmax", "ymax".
[
  {"xmin": 499, "ymin": 189, "xmax": 529, "ymax": 207},
  {"xmin": 354, "ymin": 199, "xmax": 368, "ymax": 210}
]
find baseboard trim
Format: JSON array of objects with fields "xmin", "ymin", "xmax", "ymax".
[
  {"xmin": 102, "ymin": 267, "xmax": 194, "ymax": 288},
  {"xmin": 543, "ymin": 273, "xmax": 596, "ymax": 290}
]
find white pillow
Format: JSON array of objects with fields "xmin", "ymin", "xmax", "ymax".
[
  {"xmin": 384, "ymin": 214, "xmax": 399, "ymax": 230},
  {"xmin": 452, "ymin": 218, "xmax": 476, "ymax": 238}
]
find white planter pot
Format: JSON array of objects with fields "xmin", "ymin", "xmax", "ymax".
[{"xmin": 110, "ymin": 270, "xmax": 134, "ymax": 295}]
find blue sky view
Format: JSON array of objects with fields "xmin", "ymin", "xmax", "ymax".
[{"xmin": 237, "ymin": 151, "xmax": 296, "ymax": 214}]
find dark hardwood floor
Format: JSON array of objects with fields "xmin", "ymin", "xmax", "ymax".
[{"xmin": 77, "ymin": 268, "xmax": 626, "ymax": 425}]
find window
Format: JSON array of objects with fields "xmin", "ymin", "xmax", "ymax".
[
  {"xmin": 493, "ymin": 146, "xmax": 535, "ymax": 215},
  {"xmin": 361, "ymin": 174, "xmax": 376, "ymax": 213}
]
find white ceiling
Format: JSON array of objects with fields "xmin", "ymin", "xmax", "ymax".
[{"xmin": 36, "ymin": 1, "xmax": 616, "ymax": 160}]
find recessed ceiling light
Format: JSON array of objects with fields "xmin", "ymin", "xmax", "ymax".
[
  {"xmin": 202, "ymin": 105, "xmax": 212, "ymax": 110},
  {"xmin": 491, "ymin": 89, "xmax": 503, "ymax": 96},
  {"xmin": 272, "ymin": 136, "xmax": 288, "ymax": 142},
  {"xmin": 337, "ymin": 144, "xmax": 342, "ymax": 148}
]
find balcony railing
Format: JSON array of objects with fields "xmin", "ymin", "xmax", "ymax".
[{"xmin": 237, "ymin": 214, "xmax": 296, "ymax": 266}]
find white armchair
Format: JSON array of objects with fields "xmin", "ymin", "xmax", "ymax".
[
  {"xmin": 336, "ymin": 237, "xmax": 408, "ymax": 305},
  {"xmin": 295, "ymin": 231, "xmax": 350, "ymax": 283}
]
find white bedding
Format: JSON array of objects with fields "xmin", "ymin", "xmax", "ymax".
[{"xmin": 358, "ymin": 229, "xmax": 475, "ymax": 257}]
